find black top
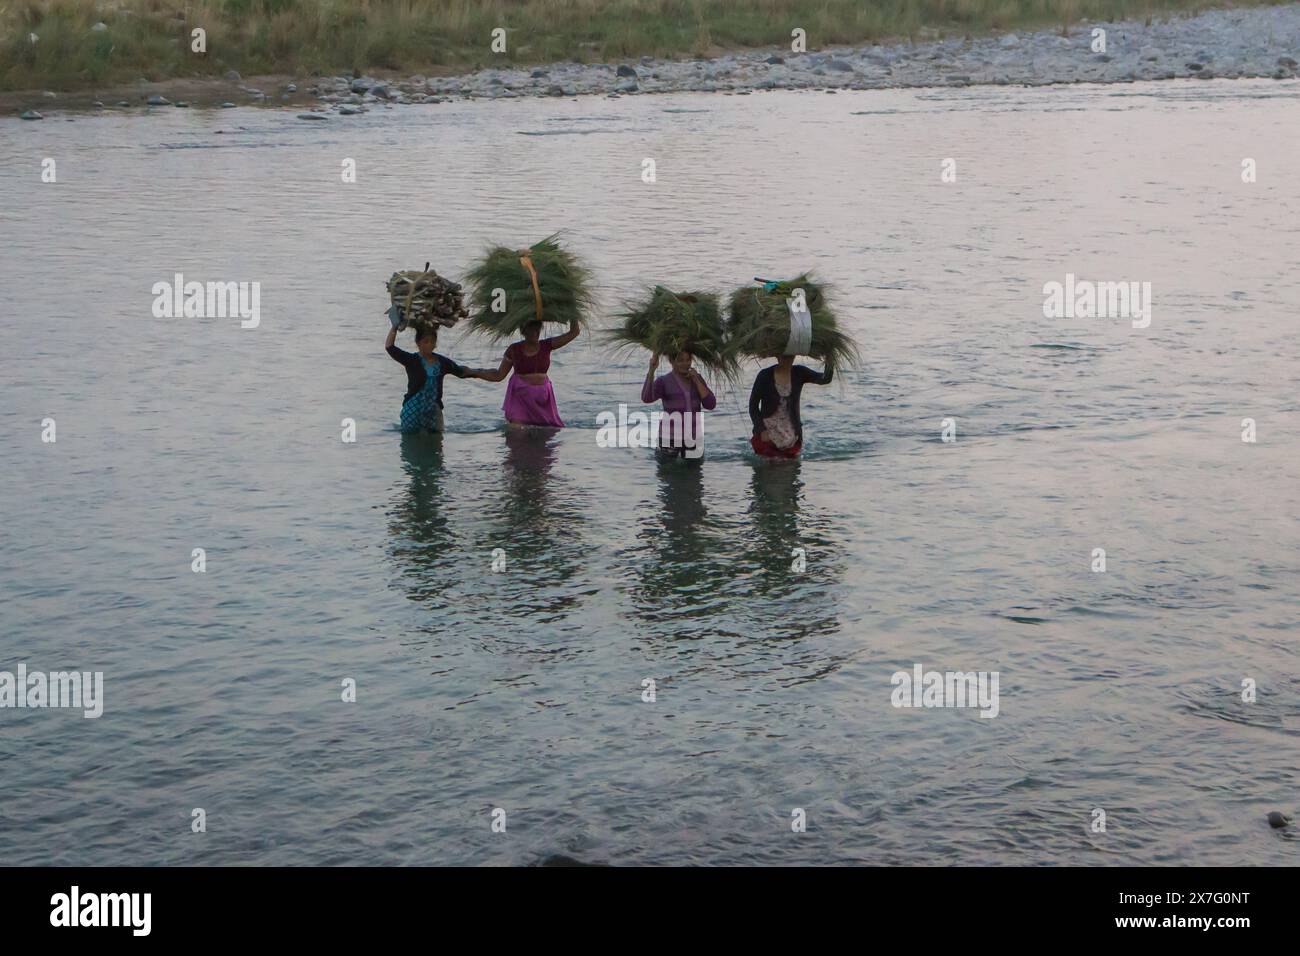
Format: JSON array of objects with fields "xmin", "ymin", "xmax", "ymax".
[
  {"xmin": 747, "ymin": 363, "xmax": 834, "ymax": 441},
  {"xmin": 386, "ymin": 345, "xmax": 469, "ymax": 407}
]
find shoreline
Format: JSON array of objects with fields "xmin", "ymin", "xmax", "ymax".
[{"xmin": 9, "ymin": 4, "xmax": 1299, "ymax": 119}]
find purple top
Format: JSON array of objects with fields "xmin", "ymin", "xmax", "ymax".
[
  {"xmin": 642, "ymin": 371, "xmax": 716, "ymax": 448},
  {"xmin": 641, "ymin": 371, "xmax": 717, "ymax": 412}
]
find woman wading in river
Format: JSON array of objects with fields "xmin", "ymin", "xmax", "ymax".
[
  {"xmin": 477, "ymin": 317, "xmax": 580, "ymax": 427},
  {"xmin": 747, "ymin": 354, "xmax": 833, "ymax": 459},
  {"xmin": 641, "ymin": 347, "xmax": 717, "ymax": 460},
  {"xmin": 385, "ymin": 324, "xmax": 491, "ymax": 433}
]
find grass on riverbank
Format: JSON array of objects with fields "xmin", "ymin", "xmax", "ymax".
[{"xmin": 0, "ymin": 0, "xmax": 1266, "ymax": 92}]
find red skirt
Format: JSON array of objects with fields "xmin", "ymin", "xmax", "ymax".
[{"xmin": 751, "ymin": 434, "xmax": 802, "ymax": 458}]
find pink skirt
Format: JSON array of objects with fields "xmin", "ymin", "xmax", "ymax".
[{"xmin": 503, "ymin": 375, "xmax": 565, "ymax": 427}]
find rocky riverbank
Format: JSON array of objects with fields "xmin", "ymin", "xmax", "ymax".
[{"xmin": 11, "ymin": 3, "xmax": 1300, "ymax": 119}]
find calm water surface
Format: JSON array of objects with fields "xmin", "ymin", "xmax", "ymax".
[{"xmin": 1, "ymin": 80, "xmax": 1298, "ymax": 865}]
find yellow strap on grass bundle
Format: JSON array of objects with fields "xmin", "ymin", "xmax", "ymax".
[{"xmin": 518, "ymin": 253, "xmax": 544, "ymax": 323}]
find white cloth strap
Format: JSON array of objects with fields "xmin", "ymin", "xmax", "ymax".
[{"xmin": 784, "ymin": 298, "xmax": 813, "ymax": 355}]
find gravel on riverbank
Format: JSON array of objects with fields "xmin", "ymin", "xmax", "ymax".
[{"xmin": 8, "ymin": 3, "xmax": 1300, "ymax": 117}]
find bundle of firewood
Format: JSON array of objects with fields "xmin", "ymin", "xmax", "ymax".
[{"xmin": 387, "ymin": 264, "xmax": 469, "ymax": 331}]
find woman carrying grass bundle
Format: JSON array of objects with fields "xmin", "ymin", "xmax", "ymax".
[
  {"xmin": 748, "ymin": 356, "xmax": 832, "ymax": 458},
  {"xmin": 467, "ymin": 235, "xmax": 594, "ymax": 429},
  {"xmin": 727, "ymin": 275, "xmax": 857, "ymax": 459},
  {"xmin": 611, "ymin": 286, "xmax": 731, "ymax": 459},
  {"xmin": 477, "ymin": 317, "xmax": 580, "ymax": 427},
  {"xmin": 385, "ymin": 323, "xmax": 489, "ymax": 433},
  {"xmin": 642, "ymin": 350, "xmax": 717, "ymax": 460}
]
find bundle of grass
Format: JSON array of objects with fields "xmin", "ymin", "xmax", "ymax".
[
  {"xmin": 607, "ymin": 285, "xmax": 737, "ymax": 377},
  {"xmin": 725, "ymin": 274, "xmax": 859, "ymax": 372},
  {"xmin": 465, "ymin": 234, "xmax": 595, "ymax": 341},
  {"xmin": 387, "ymin": 264, "xmax": 468, "ymax": 332}
]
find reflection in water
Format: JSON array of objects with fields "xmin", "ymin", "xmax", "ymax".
[
  {"xmin": 626, "ymin": 456, "xmax": 725, "ymax": 631},
  {"xmin": 743, "ymin": 460, "xmax": 846, "ymax": 642},
  {"xmin": 386, "ymin": 431, "xmax": 451, "ymax": 606},
  {"xmin": 747, "ymin": 459, "xmax": 805, "ymax": 572},
  {"xmin": 499, "ymin": 426, "xmax": 562, "ymax": 535},
  {"xmin": 485, "ymin": 427, "xmax": 588, "ymax": 625},
  {"xmin": 614, "ymin": 450, "xmax": 850, "ymax": 684},
  {"xmin": 654, "ymin": 456, "xmax": 708, "ymax": 552},
  {"xmin": 398, "ymin": 430, "xmax": 446, "ymax": 528},
  {"xmin": 386, "ymin": 427, "xmax": 591, "ymax": 635}
]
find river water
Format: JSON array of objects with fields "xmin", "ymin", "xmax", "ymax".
[{"xmin": 2, "ymin": 80, "xmax": 1298, "ymax": 865}]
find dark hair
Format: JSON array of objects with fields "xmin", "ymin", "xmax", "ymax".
[
  {"xmin": 415, "ymin": 326, "xmax": 437, "ymax": 345},
  {"xmin": 523, "ymin": 319, "xmax": 543, "ymax": 335}
]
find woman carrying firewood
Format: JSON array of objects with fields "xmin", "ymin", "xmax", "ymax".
[{"xmin": 385, "ymin": 324, "xmax": 491, "ymax": 433}]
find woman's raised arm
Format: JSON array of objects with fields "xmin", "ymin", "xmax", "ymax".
[
  {"xmin": 641, "ymin": 353, "xmax": 661, "ymax": 403},
  {"xmin": 551, "ymin": 318, "xmax": 581, "ymax": 350}
]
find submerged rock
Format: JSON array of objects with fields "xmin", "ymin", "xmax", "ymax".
[
  {"xmin": 146, "ymin": 94, "xmax": 169, "ymax": 106},
  {"xmin": 20, "ymin": 110, "xmax": 43, "ymax": 120},
  {"xmin": 1266, "ymin": 811, "xmax": 1291, "ymax": 829}
]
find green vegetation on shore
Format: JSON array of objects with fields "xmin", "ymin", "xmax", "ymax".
[{"xmin": 0, "ymin": 0, "xmax": 1262, "ymax": 92}]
